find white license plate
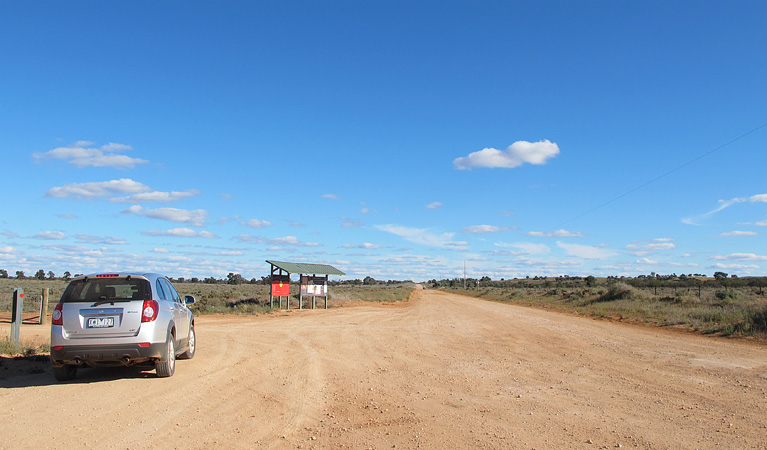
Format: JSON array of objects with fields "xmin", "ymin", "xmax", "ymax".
[{"xmin": 87, "ymin": 317, "xmax": 115, "ymax": 328}]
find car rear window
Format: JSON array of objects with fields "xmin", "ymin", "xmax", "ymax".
[{"xmin": 60, "ymin": 277, "xmax": 151, "ymax": 303}]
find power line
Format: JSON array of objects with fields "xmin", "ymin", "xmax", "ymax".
[{"xmin": 547, "ymin": 121, "xmax": 767, "ymax": 232}]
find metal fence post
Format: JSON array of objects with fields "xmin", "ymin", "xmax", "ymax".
[{"xmin": 11, "ymin": 288, "xmax": 24, "ymax": 346}]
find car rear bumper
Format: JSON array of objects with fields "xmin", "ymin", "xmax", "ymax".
[{"xmin": 51, "ymin": 343, "xmax": 166, "ymax": 367}]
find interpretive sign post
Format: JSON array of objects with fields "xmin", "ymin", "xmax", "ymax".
[
  {"xmin": 271, "ymin": 274, "xmax": 290, "ymax": 309},
  {"xmin": 300, "ymin": 275, "xmax": 329, "ymax": 309},
  {"xmin": 265, "ymin": 261, "xmax": 344, "ymax": 310}
]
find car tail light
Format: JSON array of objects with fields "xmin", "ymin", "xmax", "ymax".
[
  {"xmin": 52, "ymin": 303, "xmax": 64, "ymax": 325},
  {"xmin": 96, "ymin": 274, "xmax": 119, "ymax": 278},
  {"xmin": 141, "ymin": 300, "xmax": 159, "ymax": 322}
]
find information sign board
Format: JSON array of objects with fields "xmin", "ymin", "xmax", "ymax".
[
  {"xmin": 271, "ymin": 275, "xmax": 290, "ymax": 296},
  {"xmin": 300, "ymin": 275, "xmax": 328, "ymax": 297}
]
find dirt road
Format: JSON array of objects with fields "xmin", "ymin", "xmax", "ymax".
[{"xmin": 2, "ymin": 289, "xmax": 766, "ymax": 449}]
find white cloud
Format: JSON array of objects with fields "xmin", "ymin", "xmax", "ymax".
[
  {"xmin": 683, "ymin": 194, "xmax": 766, "ymax": 225},
  {"xmin": 709, "ymin": 263, "xmax": 760, "ymax": 270},
  {"xmin": 142, "ymin": 228, "xmax": 218, "ymax": 238},
  {"xmin": 376, "ymin": 224, "xmax": 467, "ymax": 248},
  {"xmin": 495, "ymin": 241, "xmax": 550, "ymax": 255},
  {"xmin": 47, "ymin": 179, "xmax": 199, "ymax": 204},
  {"xmin": 34, "ymin": 141, "xmax": 147, "ymax": 169},
  {"xmin": 636, "ymin": 257, "xmax": 658, "ymax": 264},
  {"xmin": 526, "ymin": 229, "xmax": 585, "ymax": 238},
  {"xmin": 454, "ymin": 140, "xmax": 559, "ymax": 170},
  {"xmin": 426, "ymin": 201, "xmax": 443, "ymax": 210},
  {"xmin": 0, "ymin": 246, "xmax": 17, "ymax": 256},
  {"xmin": 152, "ymin": 248, "xmax": 170, "ymax": 253},
  {"xmin": 242, "ymin": 219, "xmax": 272, "ymax": 229},
  {"xmin": 231, "ymin": 234, "xmax": 321, "ymax": 247},
  {"xmin": 341, "ymin": 217, "xmax": 362, "ymax": 228},
  {"xmin": 46, "ymin": 178, "xmax": 151, "ymax": 200},
  {"xmin": 33, "ymin": 231, "xmax": 66, "ymax": 240},
  {"xmin": 232, "ymin": 234, "xmax": 260, "ymax": 243},
  {"xmin": 322, "ymin": 194, "xmax": 339, "ymax": 200},
  {"xmin": 270, "ymin": 236, "xmax": 301, "ymax": 245},
  {"xmin": 756, "ymin": 220, "xmax": 767, "ymax": 226},
  {"xmin": 343, "ymin": 243, "xmax": 389, "ymax": 249},
  {"xmin": 109, "ymin": 189, "xmax": 201, "ymax": 204},
  {"xmin": 74, "ymin": 234, "xmax": 126, "ymax": 245},
  {"xmin": 625, "ymin": 242, "xmax": 677, "ymax": 251},
  {"xmin": 269, "ymin": 236, "xmax": 321, "ymax": 247},
  {"xmin": 709, "ymin": 253, "xmax": 767, "ymax": 261},
  {"xmin": 557, "ymin": 241, "xmax": 616, "ymax": 260},
  {"xmin": 123, "ymin": 205, "xmax": 208, "ymax": 227},
  {"xmin": 101, "ymin": 142, "xmax": 132, "ymax": 152},
  {"xmin": 719, "ymin": 231, "xmax": 757, "ymax": 237},
  {"xmin": 462, "ymin": 225, "xmax": 515, "ymax": 234}
]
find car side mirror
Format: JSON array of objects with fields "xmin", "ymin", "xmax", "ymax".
[{"xmin": 184, "ymin": 295, "xmax": 196, "ymax": 305}]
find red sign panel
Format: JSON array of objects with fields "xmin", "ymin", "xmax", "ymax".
[{"xmin": 271, "ymin": 275, "xmax": 290, "ymax": 296}]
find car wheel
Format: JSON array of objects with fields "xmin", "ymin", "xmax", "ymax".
[
  {"xmin": 178, "ymin": 325, "xmax": 196, "ymax": 360},
  {"xmin": 155, "ymin": 331, "xmax": 176, "ymax": 377},
  {"xmin": 52, "ymin": 364, "xmax": 77, "ymax": 381}
]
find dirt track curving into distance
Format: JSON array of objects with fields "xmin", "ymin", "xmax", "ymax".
[{"xmin": 2, "ymin": 288, "xmax": 767, "ymax": 449}]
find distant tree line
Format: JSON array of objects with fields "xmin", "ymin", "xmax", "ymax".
[
  {"xmin": 2, "ymin": 268, "xmax": 763, "ymax": 295},
  {"xmin": 0, "ymin": 269, "xmax": 78, "ymax": 280},
  {"xmin": 429, "ymin": 272, "xmax": 767, "ymax": 296}
]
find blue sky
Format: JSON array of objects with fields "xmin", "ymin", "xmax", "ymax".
[{"xmin": 1, "ymin": 1, "xmax": 765, "ymax": 281}]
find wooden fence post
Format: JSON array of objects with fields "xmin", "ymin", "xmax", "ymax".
[
  {"xmin": 11, "ymin": 288, "xmax": 24, "ymax": 347},
  {"xmin": 40, "ymin": 288, "xmax": 49, "ymax": 325}
]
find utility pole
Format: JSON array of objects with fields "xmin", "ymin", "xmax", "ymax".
[{"xmin": 463, "ymin": 260, "xmax": 466, "ymax": 289}]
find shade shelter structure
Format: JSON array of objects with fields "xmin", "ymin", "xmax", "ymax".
[{"xmin": 266, "ymin": 260, "xmax": 346, "ymax": 310}]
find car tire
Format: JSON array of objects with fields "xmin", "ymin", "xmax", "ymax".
[
  {"xmin": 155, "ymin": 332, "xmax": 176, "ymax": 378},
  {"xmin": 178, "ymin": 325, "xmax": 196, "ymax": 360},
  {"xmin": 52, "ymin": 364, "xmax": 77, "ymax": 381}
]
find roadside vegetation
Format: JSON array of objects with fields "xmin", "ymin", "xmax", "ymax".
[
  {"xmin": 434, "ymin": 273, "xmax": 767, "ymax": 339},
  {"xmin": 0, "ymin": 273, "xmax": 415, "ymax": 318},
  {"xmin": 172, "ymin": 278, "xmax": 415, "ymax": 314},
  {"xmin": 0, "ymin": 337, "xmax": 50, "ymax": 358}
]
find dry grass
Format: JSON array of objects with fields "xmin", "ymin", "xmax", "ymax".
[
  {"xmin": 0, "ymin": 278, "xmax": 416, "ymax": 317},
  {"xmin": 442, "ymin": 282, "xmax": 767, "ymax": 339}
]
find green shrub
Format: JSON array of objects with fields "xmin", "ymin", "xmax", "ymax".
[{"xmin": 594, "ymin": 283, "xmax": 642, "ymax": 303}]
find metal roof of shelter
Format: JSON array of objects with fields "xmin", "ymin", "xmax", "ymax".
[{"xmin": 266, "ymin": 260, "xmax": 346, "ymax": 276}]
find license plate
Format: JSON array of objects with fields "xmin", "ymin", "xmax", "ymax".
[{"xmin": 87, "ymin": 317, "xmax": 115, "ymax": 328}]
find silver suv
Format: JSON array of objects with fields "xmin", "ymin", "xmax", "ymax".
[{"xmin": 50, "ymin": 272, "xmax": 196, "ymax": 381}]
